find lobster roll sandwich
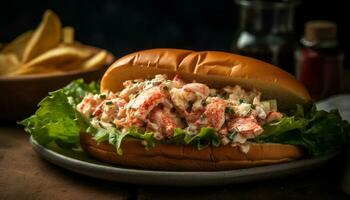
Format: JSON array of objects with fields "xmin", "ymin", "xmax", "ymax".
[{"xmin": 22, "ymin": 49, "xmax": 350, "ymax": 171}]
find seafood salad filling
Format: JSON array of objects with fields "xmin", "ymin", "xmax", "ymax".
[{"xmin": 77, "ymin": 74, "xmax": 283, "ymax": 153}]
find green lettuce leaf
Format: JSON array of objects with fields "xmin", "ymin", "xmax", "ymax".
[
  {"xmin": 127, "ymin": 127, "xmax": 157, "ymax": 149},
  {"xmin": 252, "ymin": 105, "xmax": 350, "ymax": 156},
  {"xmin": 19, "ymin": 79, "xmax": 99, "ymax": 147},
  {"xmin": 87, "ymin": 126, "xmax": 157, "ymax": 154},
  {"xmin": 108, "ymin": 129, "xmax": 128, "ymax": 155},
  {"xmin": 87, "ymin": 126, "xmax": 221, "ymax": 154},
  {"xmin": 173, "ymin": 127, "xmax": 220, "ymax": 150}
]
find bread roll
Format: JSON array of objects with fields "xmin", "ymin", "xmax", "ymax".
[
  {"xmin": 101, "ymin": 49, "xmax": 311, "ymax": 111},
  {"xmin": 80, "ymin": 133, "xmax": 303, "ymax": 171},
  {"xmin": 82, "ymin": 48, "xmax": 310, "ymax": 171}
]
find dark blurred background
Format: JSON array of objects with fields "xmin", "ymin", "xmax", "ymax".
[{"xmin": 0, "ymin": 0, "xmax": 348, "ymax": 67}]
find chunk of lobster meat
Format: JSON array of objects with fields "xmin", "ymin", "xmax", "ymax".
[
  {"xmin": 186, "ymin": 109, "xmax": 205, "ymax": 123},
  {"xmin": 218, "ymin": 126, "xmax": 229, "ymax": 136},
  {"xmin": 228, "ymin": 116, "xmax": 263, "ymax": 138},
  {"xmin": 182, "ymin": 83, "xmax": 210, "ymax": 98},
  {"xmin": 77, "ymin": 94, "xmax": 103, "ymax": 117},
  {"xmin": 235, "ymin": 102, "xmax": 252, "ymax": 117},
  {"xmin": 129, "ymin": 86, "xmax": 171, "ymax": 121},
  {"xmin": 119, "ymin": 81, "xmax": 145, "ymax": 101},
  {"xmin": 202, "ymin": 98, "xmax": 226, "ymax": 130},
  {"xmin": 170, "ymin": 82, "xmax": 209, "ymax": 121},
  {"xmin": 172, "ymin": 75, "xmax": 185, "ymax": 88},
  {"xmin": 266, "ymin": 111, "xmax": 283, "ymax": 123},
  {"xmin": 115, "ymin": 98, "xmax": 127, "ymax": 107},
  {"xmin": 148, "ymin": 107, "xmax": 184, "ymax": 138},
  {"xmin": 92, "ymin": 97, "xmax": 125, "ymax": 114},
  {"xmin": 115, "ymin": 117, "xmax": 145, "ymax": 128},
  {"xmin": 92, "ymin": 98, "xmax": 127, "ymax": 123}
]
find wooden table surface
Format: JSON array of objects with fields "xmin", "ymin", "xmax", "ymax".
[{"xmin": 0, "ymin": 125, "xmax": 349, "ymax": 200}]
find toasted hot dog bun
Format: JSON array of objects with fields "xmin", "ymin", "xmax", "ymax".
[
  {"xmin": 80, "ymin": 133, "xmax": 303, "ymax": 171},
  {"xmin": 101, "ymin": 48, "xmax": 311, "ymax": 111},
  {"xmin": 82, "ymin": 48, "xmax": 310, "ymax": 171}
]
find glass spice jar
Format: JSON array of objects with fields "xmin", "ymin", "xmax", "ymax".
[{"xmin": 295, "ymin": 20, "xmax": 343, "ymax": 100}]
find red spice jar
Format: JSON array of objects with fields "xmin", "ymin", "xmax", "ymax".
[{"xmin": 295, "ymin": 21, "xmax": 343, "ymax": 100}]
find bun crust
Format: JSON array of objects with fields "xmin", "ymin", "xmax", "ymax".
[
  {"xmin": 80, "ymin": 133, "xmax": 303, "ymax": 171},
  {"xmin": 86, "ymin": 48, "xmax": 309, "ymax": 170},
  {"xmin": 101, "ymin": 49, "xmax": 311, "ymax": 111}
]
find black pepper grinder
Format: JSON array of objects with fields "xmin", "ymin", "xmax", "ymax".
[{"xmin": 295, "ymin": 21, "xmax": 343, "ymax": 100}]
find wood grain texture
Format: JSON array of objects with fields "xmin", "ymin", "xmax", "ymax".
[
  {"xmin": 0, "ymin": 127, "xmax": 128, "ymax": 200},
  {"xmin": 137, "ymin": 165, "xmax": 349, "ymax": 200}
]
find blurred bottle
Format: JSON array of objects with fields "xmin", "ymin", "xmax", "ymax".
[
  {"xmin": 232, "ymin": 0, "xmax": 298, "ymax": 74},
  {"xmin": 295, "ymin": 21, "xmax": 343, "ymax": 100}
]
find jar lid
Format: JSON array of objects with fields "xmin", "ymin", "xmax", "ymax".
[{"xmin": 304, "ymin": 20, "xmax": 337, "ymax": 43}]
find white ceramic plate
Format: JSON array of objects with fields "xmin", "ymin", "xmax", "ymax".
[{"xmin": 30, "ymin": 136, "xmax": 340, "ymax": 186}]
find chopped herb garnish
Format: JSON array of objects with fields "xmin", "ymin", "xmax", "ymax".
[
  {"xmin": 131, "ymin": 80, "xmax": 137, "ymax": 83},
  {"xmin": 239, "ymin": 99, "xmax": 244, "ymax": 104},
  {"xmin": 229, "ymin": 131, "xmax": 238, "ymax": 140},
  {"xmin": 251, "ymin": 104, "xmax": 256, "ymax": 109},
  {"xmin": 99, "ymin": 94, "xmax": 106, "ymax": 99},
  {"xmin": 225, "ymin": 107, "xmax": 234, "ymax": 115},
  {"xmin": 106, "ymin": 101, "xmax": 113, "ymax": 105}
]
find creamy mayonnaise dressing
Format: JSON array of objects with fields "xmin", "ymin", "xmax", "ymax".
[{"xmin": 77, "ymin": 74, "xmax": 283, "ymax": 153}]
